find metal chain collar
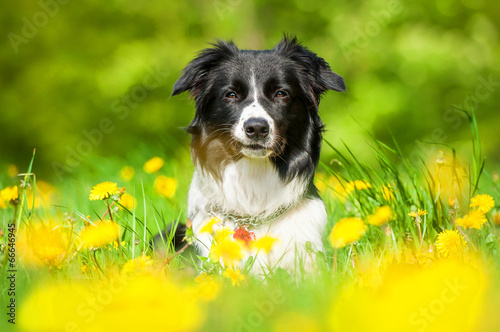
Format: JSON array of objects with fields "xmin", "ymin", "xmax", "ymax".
[{"xmin": 207, "ymin": 203, "xmax": 295, "ymax": 229}]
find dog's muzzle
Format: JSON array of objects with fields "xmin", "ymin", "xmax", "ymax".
[
  {"xmin": 244, "ymin": 117, "xmax": 270, "ymax": 141},
  {"xmin": 236, "ymin": 117, "xmax": 274, "ymax": 157}
]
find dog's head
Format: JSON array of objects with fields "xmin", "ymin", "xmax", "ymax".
[{"xmin": 172, "ymin": 36, "xmax": 345, "ymax": 179}]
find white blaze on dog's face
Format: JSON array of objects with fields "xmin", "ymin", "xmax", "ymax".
[{"xmin": 233, "ymin": 74, "xmax": 277, "ymax": 158}]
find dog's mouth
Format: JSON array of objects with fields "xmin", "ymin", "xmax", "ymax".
[
  {"xmin": 239, "ymin": 143, "xmax": 266, "ymax": 150},
  {"xmin": 234, "ymin": 141, "xmax": 273, "ymax": 158},
  {"xmin": 233, "ymin": 139, "xmax": 287, "ymax": 158}
]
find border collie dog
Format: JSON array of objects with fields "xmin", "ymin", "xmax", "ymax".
[{"xmin": 172, "ymin": 36, "xmax": 345, "ymax": 273}]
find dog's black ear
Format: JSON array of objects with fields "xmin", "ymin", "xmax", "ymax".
[
  {"xmin": 172, "ymin": 40, "xmax": 239, "ymax": 97},
  {"xmin": 274, "ymin": 35, "xmax": 346, "ymax": 102},
  {"xmin": 315, "ymin": 61, "xmax": 346, "ymax": 93}
]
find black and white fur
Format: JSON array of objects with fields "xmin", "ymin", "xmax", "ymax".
[{"xmin": 172, "ymin": 36, "xmax": 345, "ymax": 273}]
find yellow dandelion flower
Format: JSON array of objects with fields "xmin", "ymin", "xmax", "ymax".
[
  {"xmin": 381, "ymin": 184, "xmax": 395, "ymax": 201},
  {"xmin": 119, "ymin": 193, "xmax": 136, "ymax": 210},
  {"xmin": 0, "ymin": 197, "xmax": 6, "ymax": 209},
  {"xmin": 273, "ymin": 312, "xmax": 322, "ymax": 332},
  {"xmin": 408, "ymin": 209, "xmax": 428, "ymax": 218},
  {"xmin": 455, "ymin": 210, "xmax": 487, "ymax": 229},
  {"xmin": 332, "ymin": 183, "xmax": 348, "ymax": 198},
  {"xmin": 330, "ymin": 260, "xmax": 486, "ymax": 332},
  {"xmin": 109, "ymin": 240, "xmax": 126, "ymax": 251},
  {"xmin": 18, "ymin": 281, "xmax": 90, "ymax": 332},
  {"xmin": 27, "ymin": 181, "xmax": 56, "ymax": 209},
  {"xmin": 354, "ymin": 180, "xmax": 372, "ymax": 190},
  {"xmin": 223, "ymin": 267, "xmax": 245, "ymax": 286},
  {"xmin": 435, "ymin": 229, "xmax": 467, "ymax": 257},
  {"xmin": 418, "ymin": 209, "xmax": 428, "ymax": 216},
  {"xmin": 494, "ymin": 212, "xmax": 500, "ymax": 225},
  {"xmin": 121, "ymin": 255, "xmax": 154, "ymax": 275},
  {"xmin": 154, "ymin": 175, "xmax": 177, "ymax": 198},
  {"xmin": 143, "ymin": 156, "xmax": 165, "ymax": 173},
  {"xmin": 89, "ymin": 182, "xmax": 119, "ymax": 201},
  {"xmin": 195, "ymin": 273, "xmax": 220, "ymax": 301},
  {"xmin": 79, "ymin": 220, "xmax": 119, "ymax": 249},
  {"xmin": 213, "ymin": 226, "xmax": 234, "ymax": 243},
  {"xmin": 344, "ymin": 180, "xmax": 372, "ymax": 194},
  {"xmin": 329, "ymin": 218, "xmax": 367, "ymax": 249},
  {"xmin": 115, "ymin": 240, "xmax": 125, "ymax": 249},
  {"xmin": 469, "ymin": 194, "xmax": 495, "ymax": 214},
  {"xmin": 194, "ymin": 272, "xmax": 212, "ymax": 284},
  {"xmin": 209, "ymin": 238, "xmax": 244, "ymax": 266},
  {"xmin": 315, "ymin": 173, "xmax": 327, "ymax": 194},
  {"xmin": 30, "ymin": 228, "xmax": 67, "ymax": 266},
  {"xmin": 19, "ymin": 274, "xmax": 204, "ymax": 332},
  {"xmin": 367, "ymin": 206, "xmax": 392, "ymax": 226},
  {"xmin": 200, "ymin": 217, "xmax": 221, "ymax": 234},
  {"xmin": 252, "ymin": 235, "xmax": 279, "ymax": 254},
  {"xmin": 20, "ymin": 223, "xmax": 71, "ymax": 267},
  {"xmin": 120, "ymin": 165, "xmax": 135, "ymax": 182},
  {"xmin": 1, "ymin": 185, "xmax": 18, "ymax": 203}
]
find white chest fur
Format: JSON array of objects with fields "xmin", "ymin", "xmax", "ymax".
[
  {"xmin": 187, "ymin": 158, "xmax": 327, "ymax": 273},
  {"xmin": 189, "ymin": 158, "xmax": 307, "ymax": 217}
]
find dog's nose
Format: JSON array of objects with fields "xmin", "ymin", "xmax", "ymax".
[{"xmin": 244, "ymin": 118, "xmax": 269, "ymax": 140}]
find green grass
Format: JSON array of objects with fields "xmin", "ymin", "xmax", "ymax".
[{"xmin": 1, "ymin": 109, "xmax": 500, "ymax": 332}]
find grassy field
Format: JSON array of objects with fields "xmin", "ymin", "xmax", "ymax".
[{"xmin": 1, "ymin": 110, "xmax": 500, "ymax": 332}]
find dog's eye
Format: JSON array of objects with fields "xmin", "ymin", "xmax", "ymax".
[
  {"xmin": 275, "ymin": 91, "xmax": 288, "ymax": 98},
  {"xmin": 225, "ymin": 92, "xmax": 238, "ymax": 99}
]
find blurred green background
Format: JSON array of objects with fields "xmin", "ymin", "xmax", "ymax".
[{"xmin": 1, "ymin": 0, "xmax": 499, "ymax": 181}]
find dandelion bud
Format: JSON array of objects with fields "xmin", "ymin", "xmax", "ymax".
[
  {"xmin": 494, "ymin": 212, "xmax": 500, "ymax": 226},
  {"xmin": 384, "ymin": 225, "xmax": 392, "ymax": 237},
  {"xmin": 448, "ymin": 196, "xmax": 455, "ymax": 208}
]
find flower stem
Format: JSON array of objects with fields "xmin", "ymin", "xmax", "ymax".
[
  {"xmin": 162, "ymin": 242, "xmax": 190, "ymax": 269},
  {"xmin": 452, "ymin": 216, "xmax": 477, "ymax": 252},
  {"xmin": 105, "ymin": 199, "xmax": 114, "ymax": 221},
  {"xmin": 416, "ymin": 220, "xmax": 423, "ymax": 253},
  {"xmin": 91, "ymin": 249, "xmax": 105, "ymax": 275}
]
